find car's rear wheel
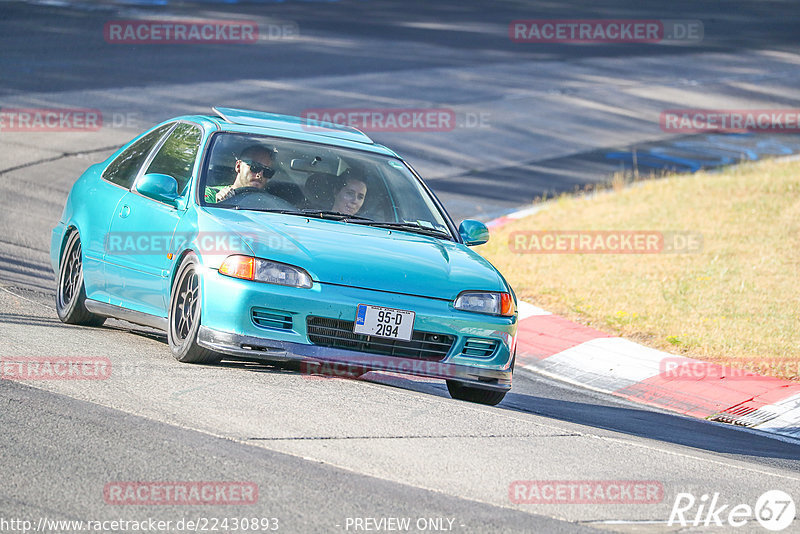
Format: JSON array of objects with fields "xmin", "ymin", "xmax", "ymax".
[
  {"xmin": 168, "ymin": 254, "xmax": 220, "ymax": 364},
  {"xmin": 446, "ymin": 381, "xmax": 507, "ymax": 406},
  {"xmin": 55, "ymin": 231, "xmax": 106, "ymax": 327}
]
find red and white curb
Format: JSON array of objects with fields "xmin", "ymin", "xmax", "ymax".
[{"xmin": 491, "ymin": 213, "xmax": 800, "ymax": 440}]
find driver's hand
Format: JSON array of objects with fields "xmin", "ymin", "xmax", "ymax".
[{"xmin": 216, "ymin": 185, "xmax": 235, "ymax": 202}]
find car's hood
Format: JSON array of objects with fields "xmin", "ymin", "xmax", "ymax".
[{"xmin": 199, "ymin": 209, "xmax": 506, "ymax": 300}]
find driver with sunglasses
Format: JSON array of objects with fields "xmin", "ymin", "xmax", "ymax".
[{"xmin": 204, "ymin": 145, "xmax": 276, "ymax": 203}]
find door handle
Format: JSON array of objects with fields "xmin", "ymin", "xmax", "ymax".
[{"xmin": 119, "ymin": 205, "xmax": 130, "ymax": 218}]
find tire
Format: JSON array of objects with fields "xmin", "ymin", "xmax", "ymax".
[
  {"xmin": 168, "ymin": 254, "xmax": 220, "ymax": 364},
  {"xmin": 55, "ymin": 231, "xmax": 106, "ymax": 327},
  {"xmin": 446, "ymin": 349, "xmax": 513, "ymax": 406},
  {"xmin": 446, "ymin": 380, "xmax": 507, "ymax": 406}
]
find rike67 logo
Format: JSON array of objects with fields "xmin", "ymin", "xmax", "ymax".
[{"xmin": 669, "ymin": 490, "xmax": 795, "ymax": 531}]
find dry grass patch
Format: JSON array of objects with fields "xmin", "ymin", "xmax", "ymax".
[{"xmin": 476, "ymin": 158, "xmax": 800, "ymax": 379}]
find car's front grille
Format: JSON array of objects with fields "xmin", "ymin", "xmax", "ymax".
[
  {"xmin": 306, "ymin": 316, "xmax": 454, "ymax": 361},
  {"xmin": 461, "ymin": 338, "xmax": 499, "ymax": 358},
  {"xmin": 252, "ymin": 308, "xmax": 293, "ymax": 330}
]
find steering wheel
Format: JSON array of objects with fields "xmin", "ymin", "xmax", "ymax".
[
  {"xmin": 222, "ymin": 187, "xmax": 296, "ymax": 211},
  {"xmin": 229, "ymin": 186, "xmax": 262, "ymax": 197}
]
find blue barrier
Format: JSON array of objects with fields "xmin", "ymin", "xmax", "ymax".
[{"xmin": 605, "ymin": 133, "xmax": 800, "ymax": 174}]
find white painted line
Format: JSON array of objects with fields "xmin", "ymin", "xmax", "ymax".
[
  {"xmin": 517, "ymin": 300, "xmax": 552, "ymax": 319},
  {"xmin": 542, "ymin": 337, "xmax": 686, "ymax": 385},
  {"xmin": 506, "ymin": 205, "xmax": 545, "ymax": 219},
  {"xmin": 750, "ymin": 393, "xmax": 800, "ymax": 437}
]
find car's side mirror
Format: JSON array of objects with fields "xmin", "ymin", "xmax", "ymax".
[
  {"xmin": 459, "ymin": 219, "xmax": 490, "ymax": 246},
  {"xmin": 137, "ymin": 173, "xmax": 180, "ymax": 207}
]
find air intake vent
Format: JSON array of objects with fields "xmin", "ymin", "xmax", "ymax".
[
  {"xmin": 461, "ymin": 338, "xmax": 499, "ymax": 358},
  {"xmin": 252, "ymin": 308, "xmax": 293, "ymax": 330},
  {"xmin": 307, "ymin": 316, "xmax": 453, "ymax": 361}
]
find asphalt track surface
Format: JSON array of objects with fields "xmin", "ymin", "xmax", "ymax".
[{"xmin": 2, "ymin": 1, "xmax": 800, "ymax": 533}]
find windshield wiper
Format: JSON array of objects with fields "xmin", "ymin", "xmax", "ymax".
[
  {"xmin": 357, "ymin": 221, "xmax": 453, "ymax": 240},
  {"xmin": 274, "ymin": 209, "xmax": 374, "ymax": 222},
  {"xmin": 227, "ymin": 208, "xmax": 373, "ymax": 221}
]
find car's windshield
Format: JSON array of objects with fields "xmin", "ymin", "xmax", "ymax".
[{"xmin": 199, "ymin": 133, "xmax": 452, "ymax": 238}]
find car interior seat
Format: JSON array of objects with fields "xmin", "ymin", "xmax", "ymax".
[
  {"xmin": 303, "ymin": 173, "xmax": 337, "ymax": 209},
  {"xmin": 266, "ymin": 181, "xmax": 306, "ymax": 207}
]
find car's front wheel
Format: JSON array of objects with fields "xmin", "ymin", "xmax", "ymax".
[
  {"xmin": 446, "ymin": 351, "xmax": 513, "ymax": 406},
  {"xmin": 446, "ymin": 381, "xmax": 508, "ymax": 406},
  {"xmin": 168, "ymin": 254, "xmax": 220, "ymax": 364},
  {"xmin": 56, "ymin": 231, "xmax": 106, "ymax": 327}
]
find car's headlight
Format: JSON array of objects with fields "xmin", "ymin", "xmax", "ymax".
[
  {"xmin": 218, "ymin": 255, "xmax": 313, "ymax": 288},
  {"xmin": 454, "ymin": 291, "xmax": 515, "ymax": 317}
]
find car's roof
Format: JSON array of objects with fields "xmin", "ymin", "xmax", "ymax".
[
  {"xmin": 170, "ymin": 107, "xmax": 400, "ymax": 158},
  {"xmin": 214, "ymin": 107, "xmax": 373, "ymax": 144}
]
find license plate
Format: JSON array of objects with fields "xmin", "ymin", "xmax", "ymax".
[{"xmin": 353, "ymin": 304, "xmax": 415, "ymax": 341}]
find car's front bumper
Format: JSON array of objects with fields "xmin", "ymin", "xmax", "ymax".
[
  {"xmin": 200, "ymin": 269, "xmax": 516, "ymax": 391},
  {"xmin": 197, "ymin": 326, "xmax": 512, "ymax": 391}
]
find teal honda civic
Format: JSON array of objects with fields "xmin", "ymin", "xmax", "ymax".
[{"xmin": 51, "ymin": 107, "xmax": 517, "ymax": 405}]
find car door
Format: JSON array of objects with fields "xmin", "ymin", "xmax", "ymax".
[
  {"xmin": 104, "ymin": 122, "xmax": 203, "ymax": 318},
  {"xmin": 82, "ymin": 122, "xmax": 175, "ymax": 303}
]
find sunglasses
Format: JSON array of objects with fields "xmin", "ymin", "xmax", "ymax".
[{"xmin": 239, "ymin": 159, "xmax": 275, "ymax": 178}]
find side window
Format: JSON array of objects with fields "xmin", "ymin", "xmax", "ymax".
[
  {"xmin": 144, "ymin": 123, "xmax": 203, "ymax": 195},
  {"xmin": 102, "ymin": 123, "xmax": 174, "ymax": 189}
]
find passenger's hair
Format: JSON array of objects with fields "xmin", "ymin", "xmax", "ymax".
[{"xmin": 332, "ymin": 169, "xmax": 367, "ymax": 194}]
